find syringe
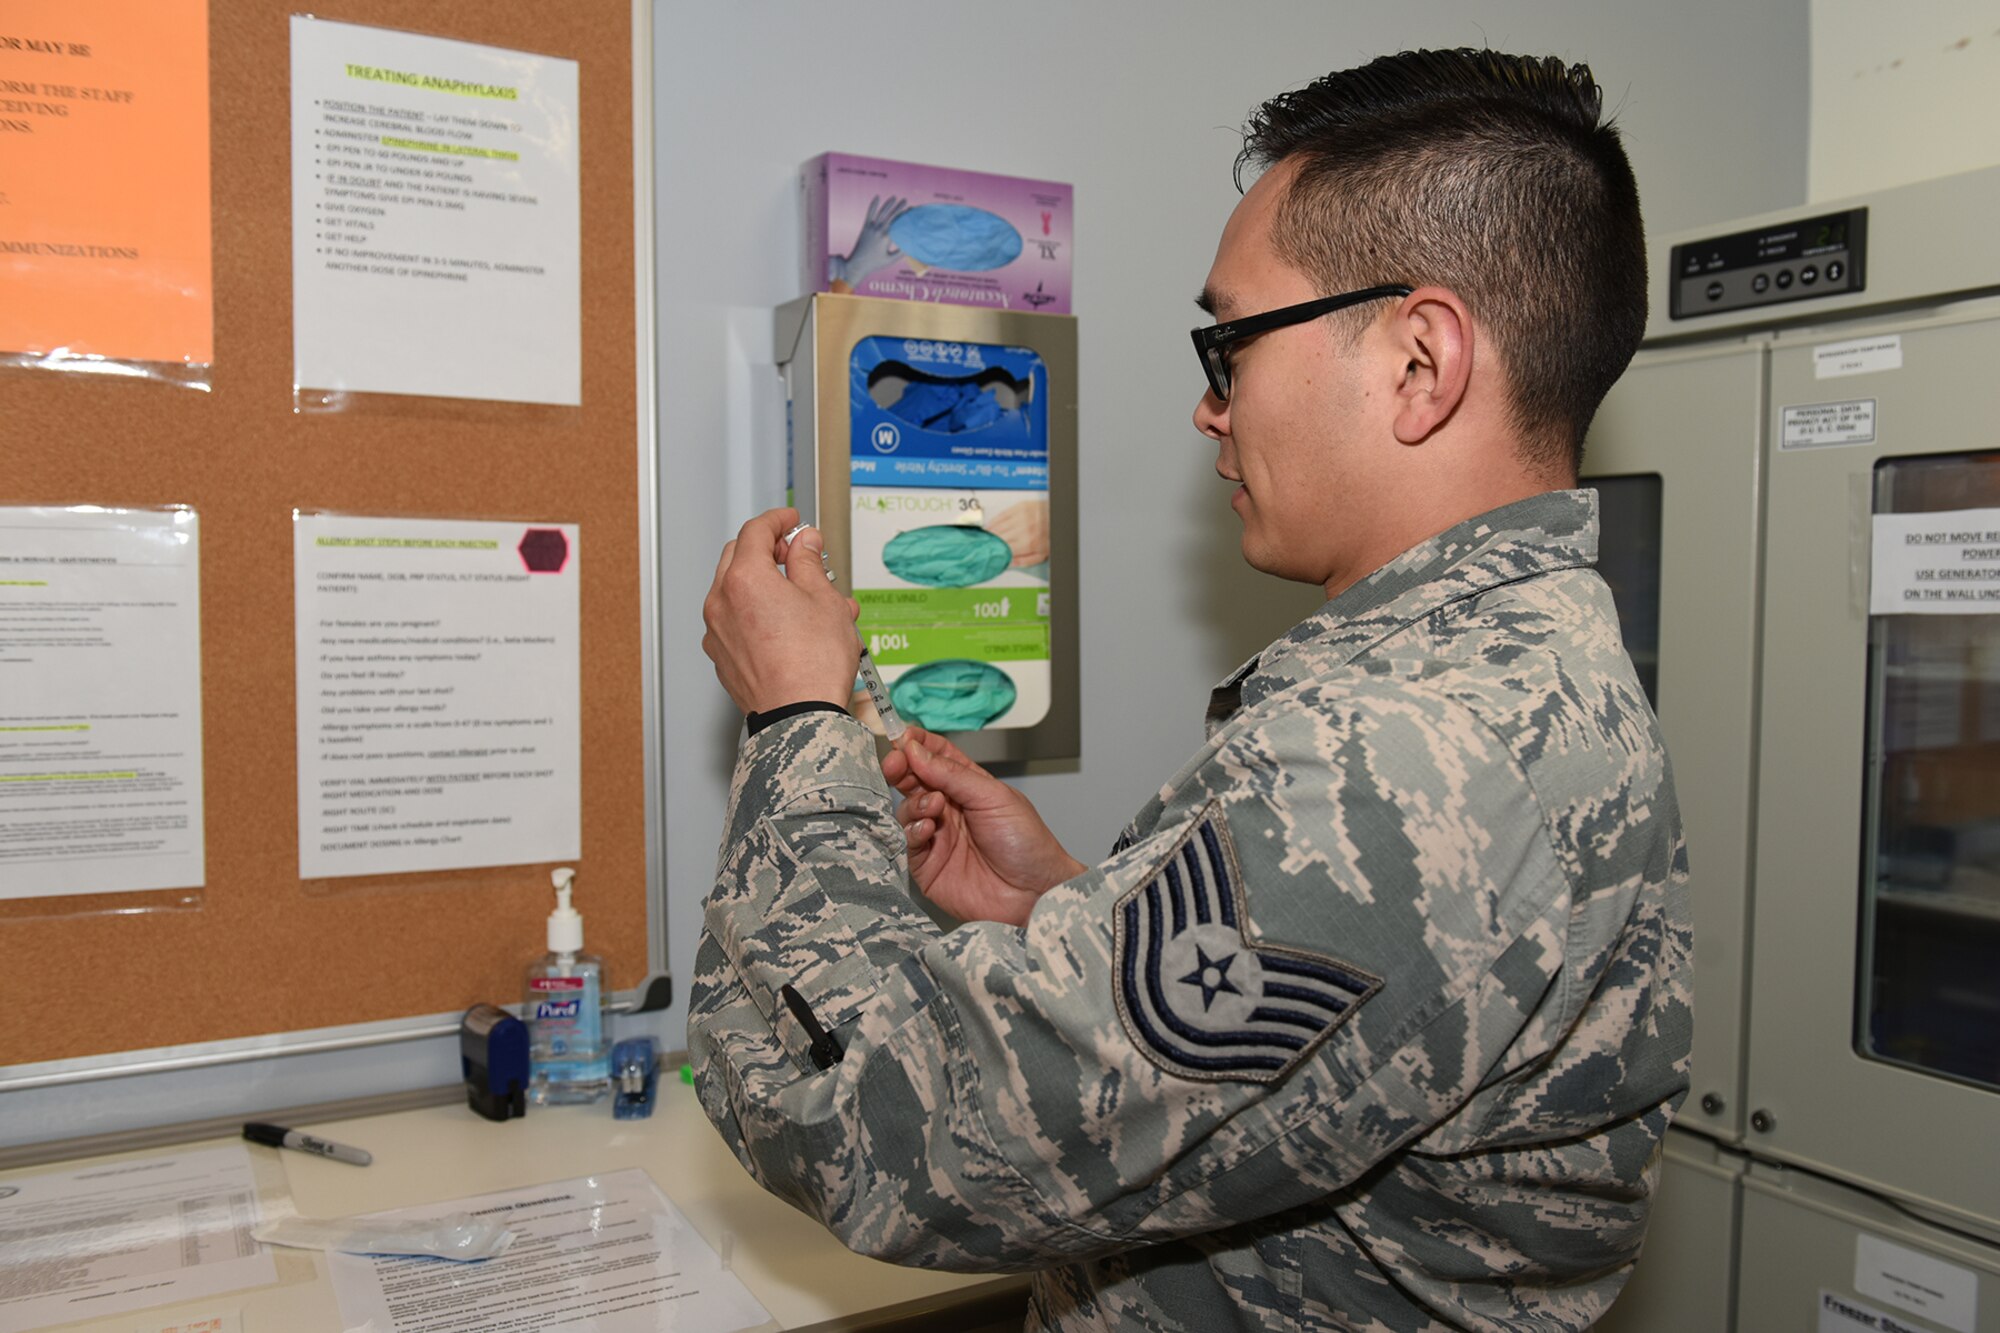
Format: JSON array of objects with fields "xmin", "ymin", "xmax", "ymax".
[{"xmin": 783, "ymin": 524, "xmax": 907, "ymax": 744}]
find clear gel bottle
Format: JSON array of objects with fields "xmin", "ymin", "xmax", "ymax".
[{"xmin": 525, "ymin": 867, "xmax": 611, "ymax": 1105}]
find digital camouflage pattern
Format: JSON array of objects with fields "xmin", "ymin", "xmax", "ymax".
[{"xmin": 689, "ymin": 489, "xmax": 1692, "ymax": 1332}]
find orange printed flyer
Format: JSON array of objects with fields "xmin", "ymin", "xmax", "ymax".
[{"xmin": 0, "ymin": 0, "xmax": 212, "ymax": 367}]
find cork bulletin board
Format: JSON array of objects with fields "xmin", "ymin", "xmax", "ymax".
[{"xmin": 1, "ymin": 0, "xmax": 649, "ymax": 1067}]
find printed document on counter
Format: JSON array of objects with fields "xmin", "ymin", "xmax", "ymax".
[
  {"xmin": 293, "ymin": 513, "xmax": 580, "ymax": 879},
  {"xmin": 289, "ymin": 17, "xmax": 581, "ymax": 405},
  {"xmin": 327, "ymin": 1170, "xmax": 771, "ymax": 1333},
  {"xmin": 0, "ymin": 1146, "xmax": 276, "ymax": 1330},
  {"xmin": 0, "ymin": 506, "xmax": 205, "ymax": 898}
]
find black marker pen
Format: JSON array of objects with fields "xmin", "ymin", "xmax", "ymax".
[{"xmin": 242, "ymin": 1122, "xmax": 373, "ymax": 1166}]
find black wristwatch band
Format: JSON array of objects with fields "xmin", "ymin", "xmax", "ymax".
[{"xmin": 746, "ymin": 700, "xmax": 849, "ymax": 736}]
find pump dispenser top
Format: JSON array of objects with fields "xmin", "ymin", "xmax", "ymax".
[{"xmin": 547, "ymin": 867, "xmax": 583, "ymax": 955}]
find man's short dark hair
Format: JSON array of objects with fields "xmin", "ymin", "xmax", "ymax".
[{"xmin": 1238, "ymin": 48, "xmax": 1647, "ymax": 477}]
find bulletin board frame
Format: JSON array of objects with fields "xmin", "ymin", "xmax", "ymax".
[{"xmin": 0, "ymin": 0, "xmax": 665, "ymax": 1087}]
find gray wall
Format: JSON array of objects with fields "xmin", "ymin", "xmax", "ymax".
[
  {"xmin": 1810, "ymin": 0, "xmax": 2000, "ymax": 199},
  {"xmin": 649, "ymin": 0, "xmax": 1811, "ymax": 1047},
  {"xmin": 0, "ymin": 0, "xmax": 1810, "ymax": 1147}
]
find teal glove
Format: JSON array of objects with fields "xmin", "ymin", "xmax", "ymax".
[
  {"xmin": 890, "ymin": 660, "xmax": 1018, "ymax": 731},
  {"xmin": 883, "ymin": 525, "xmax": 1013, "ymax": 588}
]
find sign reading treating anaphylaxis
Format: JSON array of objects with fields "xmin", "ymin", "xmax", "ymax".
[
  {"xmin": 293, "ymin": 514, "xmax": 580, "ymax": 880},
  {"xmin": 1872, "ymin": 506, "xmax": 2000, "ymax": 615},
  {"xmin": 289, "ymin": 18, "xmax": 580, "ymax": 405}
]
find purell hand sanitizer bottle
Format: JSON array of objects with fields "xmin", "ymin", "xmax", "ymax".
[{"xmin": 525, "ymin": 867, "xmax": 610, "ymax": 1104}]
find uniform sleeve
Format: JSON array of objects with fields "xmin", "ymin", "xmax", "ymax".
[{"xmin": 686, "ymin": 689, "xmax": 1576, "ymax": 1272}]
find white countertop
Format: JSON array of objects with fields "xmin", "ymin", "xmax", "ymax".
[{"xmin": 1, "ymin": 1074, "xmax": 1025, "ymax": 1332}]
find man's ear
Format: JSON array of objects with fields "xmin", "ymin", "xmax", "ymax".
[{"xmin": 1388, "ymin": 287, "xmax": 1473, "ymax": 445}]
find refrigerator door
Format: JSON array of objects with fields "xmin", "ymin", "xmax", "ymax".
[
  {"xmin": 1748, "ymin": 296, "xmax": 2000, "ymax": 1231},
  {"xmin": 1739, "ymin": 1160, "xmax": 2000, "ymax": 1333},
  {"xmin": 1583, "ymin": 339, "xmax": 1767, "ymax": 1142},
  {"xmin": 1594, "ymin": 1129, "xmax": 1748, "ymax": 1333}
]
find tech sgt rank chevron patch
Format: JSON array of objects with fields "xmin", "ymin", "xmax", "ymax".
[{"xmin": 1111, "ymin": 805, "xmax": 1382, "ymax": 1084}]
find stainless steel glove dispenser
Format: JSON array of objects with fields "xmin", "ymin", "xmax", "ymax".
[{"xmin": 776, "ymin": 294, "xmax": 1079, "ymax": 764}]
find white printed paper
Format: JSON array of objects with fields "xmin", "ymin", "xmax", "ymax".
[
  {"xmin": 1856, "ymin": 1233, "xmax": 1978, "ymax": 1333},
  {"xmin": 0, "ymin": 506, "xmax": 205, "ymax": 898},
  {"xmin": 1816, "ymin": 335, "xmax": 1903, "ymax": 379},
  {"xmin": 326, "ymin": 1171, "xmax": 770, "ymax": 1333},
  {"xmin": 130, "ymin": 1312, "xmax": 242, "ymax": 1333},
  {"xmin": 1871, "ymin": 506, "xmax": 2000, "ymax": 615},
  {"xmin": 294, "ymin": 514, "xmax": 580, "ymax": 879},
  {"xmin": 1782, "ymin": 399, "xmax": 1877, "ymax": 449},
  {"xmin": 290, "ymin": 18, "xmax": 581, "ymax": 405},
  {"xmin": 0, "ymin": 1147, "xmax": 275, "ymax": 1330}
]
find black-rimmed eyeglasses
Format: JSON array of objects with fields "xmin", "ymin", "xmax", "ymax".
[{"xmin": 1191, "ymin": 284, "xmax": 1414, "ymax": 402}]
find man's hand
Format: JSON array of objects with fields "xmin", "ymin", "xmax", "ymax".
[
  {"xmin": 702, "ymin": 508, "xmax": 860, "ymax": 715},
  {"xmin": 882, "ymin": 726, "xmax": 1086, "ymax": 927}
]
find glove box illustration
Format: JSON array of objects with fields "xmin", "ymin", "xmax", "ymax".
[{"xmin": 777, "ymin": 294, "xmax": 1078, "ymax": 763}]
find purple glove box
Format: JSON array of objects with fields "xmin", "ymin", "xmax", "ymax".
[{"xmin": 802, "ymin": 152, "xmax": 1073, "ymax": 314}]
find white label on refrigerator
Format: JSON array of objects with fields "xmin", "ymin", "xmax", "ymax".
[
  {"xmin": 1819, "ymin": 1290, "xmax": 1932, "ymax": 1333},
  {"xmin": 1782, "ymin": 399, "xmax": 1876, "ymax": 449},
  {"xmin": 1815, "ymin": 335, "xmax": 1903, "ymax": 379},
  {"xmin": 1870, "ymin": 506, "xmax": 2000, "ymax": 615},
  {"xmin": 1855, "ymin": 1234, "xmax": 1978, "ymax": 1333}
]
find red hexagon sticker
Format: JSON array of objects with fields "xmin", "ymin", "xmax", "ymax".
[{"xmin": 518, "ymin": 528, "xmax": 569, "ymax": 573}]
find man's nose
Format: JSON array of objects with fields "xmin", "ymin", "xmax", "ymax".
[{"xmin": 1193, "ymin": 387, "xmax": 1227, "ymax": 441}]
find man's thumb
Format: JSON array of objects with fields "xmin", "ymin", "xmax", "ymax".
[
  {"xmin": 905, "ymin": 738, "xmax": 987, "ymax": 805},
  {"xmin": 789, "ymin": 528, "xmax": 837, "ymax": 592}
]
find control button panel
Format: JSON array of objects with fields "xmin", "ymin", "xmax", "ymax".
[{"xmin": 1670, "ymin": 207, "xmax": 1867, "ymax": 319}]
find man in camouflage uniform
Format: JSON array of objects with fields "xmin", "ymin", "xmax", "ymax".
[{"xmin": 694, "ymin": 48, "xmax": 1691, "ymax": 1332}]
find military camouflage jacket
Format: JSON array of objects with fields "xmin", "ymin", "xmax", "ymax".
[{"xmin": 689, "ymin": 490, "xmax": 1692, "ymax": 1332}]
